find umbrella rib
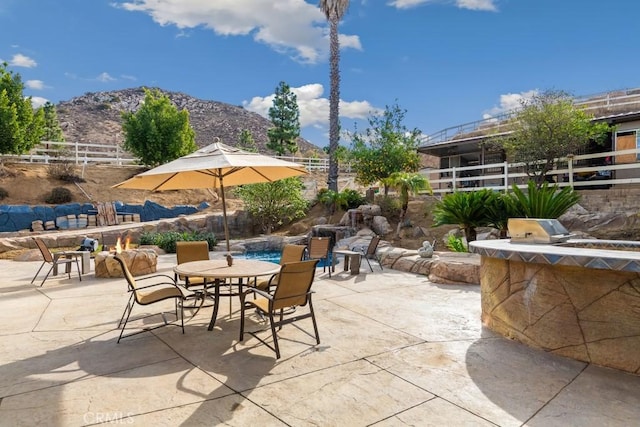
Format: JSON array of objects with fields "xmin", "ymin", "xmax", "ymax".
[{"xmin": 151, "ymin": 172, "xmax": 181, "ymax": 191}]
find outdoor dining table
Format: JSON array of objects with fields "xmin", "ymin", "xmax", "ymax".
[{"xmin": 173, "ymin": 259, "xmax": 281, "ymax": 331}]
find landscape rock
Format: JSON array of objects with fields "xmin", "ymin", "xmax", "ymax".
[{"xmin": 371, "ymin": 215, "xmax": 392, "ymax": 236}]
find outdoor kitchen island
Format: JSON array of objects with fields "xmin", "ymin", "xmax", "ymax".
[{"xmin": 469, "ymin": 219, "xmax": 640, "ymax": 375}]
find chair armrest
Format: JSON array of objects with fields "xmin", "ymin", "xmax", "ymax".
[
  {"xmin": 243, "ymin": 287, "xmax": 273, "ymax": 300},
  {"xmin": 137, "ymin": 273, "xmax": 177, "ymax": 283}
]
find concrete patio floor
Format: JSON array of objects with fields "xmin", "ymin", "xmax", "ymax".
[{"xmin": 1, "ymin": 253, "xmax": 639, "ymax": 426}]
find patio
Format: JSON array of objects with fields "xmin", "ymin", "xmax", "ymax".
[{"xmin": 1, "ymin": 253, "xmax": 639, "ymax": 426}]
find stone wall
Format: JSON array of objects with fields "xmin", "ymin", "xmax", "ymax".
[{"xmin": 480, "ymin": 256, "xmax": 640, "ymax": 375}]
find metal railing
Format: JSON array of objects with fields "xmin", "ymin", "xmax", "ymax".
[
  {"xmin": 421, "ymin": 149, "xmax": 640, "ymax": 194},
  {"xmin": 422, "ymin": 88, "xmax": 640, "ymax": 147}
]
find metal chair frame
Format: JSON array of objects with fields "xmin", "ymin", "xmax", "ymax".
[
  {"xmin": 114, "ymin": 254, "xmax": 186, "ymax": 343},
  {"xmin": 31, "ymin": 237, "xmax": 82, "ymax": 287},
  {"xmin": 306, "ymin": 236, "xmax": 332, "ymax": 277},
  {"xmin": 357, "ymin": 235, "xmax": 383, "ymax": 272},
  {"xmin": 240, "ymin": 260, "xmax": 320, "ymax": 359}
]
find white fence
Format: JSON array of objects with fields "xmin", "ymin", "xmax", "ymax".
[
  {"xmin": 4, "ymin": 141, "xmax": 347, "ymax": 171},
  {"xmin": 422, "ymin": 149, "xmax": 640, "ymax": 194},
  {"xmin": 2, "ymin": 141, "xmax": 137, "ymax": 166}
]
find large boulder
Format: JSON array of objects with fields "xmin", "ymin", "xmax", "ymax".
[
  {"xmin": 371, "ymin": 215, "xmax": 392, "ymax": 236},
  {"xmin": 559, "ymin": 203, "xmax": 640, "ymax": 239}
]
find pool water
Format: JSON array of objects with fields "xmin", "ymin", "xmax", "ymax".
[{"xmin": 238, "ymin": 250, "xmax": 336, "ymax": 268}]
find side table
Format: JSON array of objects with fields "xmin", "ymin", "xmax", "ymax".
[
  {"xmin": 53, "ymin": 251, "xmax": 91, "ymax": 275},
  {"xmin": 333, "ymin": 249, "xmax": 361, "ymax": 275}
]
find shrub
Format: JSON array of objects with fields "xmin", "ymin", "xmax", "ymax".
[
  {"xmin": 48, "ymin": 157, "xmax": 85, "ymax": 183},
  {"xmin": 446, "ymin": 234, "xmax": 467, "ymax": 252},
  {"xmin": 139, "ymin": 230, "xmax": 217, "ymax": 253},
  {"xmin": 375, "ymin": 195, "xmax": 401, "ymax": 220},
  {"xmin": 317, "ymin": 188, "xmax": 366, "ymax": 213},
  {"xmin": 342, "ymin": 189, "xmax": 367, "ymax": 210},
  {"xmin": 0, "ymin": 187, "xmax": 8, "ymax": 200},
  {"xmin": 235, "ymin": 177, "xmax": 308, "ymax": 234},
  {"xmin": 45, "ymin": 187, "xmax": 72, "ymax": 204}
]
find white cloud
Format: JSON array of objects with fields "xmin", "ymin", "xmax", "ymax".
[
  {"xmin": 25, "ymin": 80, "xmax": 45, "ymax": 90},
  {"xmin": 9, "ymin": 53, "xmax": 37, "ymax": 68},
  {"xmin": 483, "ymin": 89, "xmax": 538, "ymax": 118},
  {"xmin": 30, "ymin": 96, "xmax": 48, "ymax": 108},
  {"xmin": 457, "ymin": 0, "xmax": 497, "ymax": 11},
  {"xmin": 242, "ymin": 83, "xmax": 381, "ymax": 128},
  {"xmin": 116, "ymin": 0, "xmax": 362, "ymax": 63},
  {"xmin": 389, "ymin": 0, "xmax": 497, "ymax": 11},
  {"xmin": 121, "ymin": 74, "xmax": 137, "ymax": 81},
  {"xmin": 96, "ymin": 72, "xmax": 116, "ymax": 82}
]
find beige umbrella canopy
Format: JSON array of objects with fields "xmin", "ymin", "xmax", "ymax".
[{"xmin": 113, "ymin": 140, "xmax": 307, "ymax": 252}]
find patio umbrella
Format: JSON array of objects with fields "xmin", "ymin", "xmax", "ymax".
[{"xmin": 113, "ymin": 139, "xmax": 307, "ymax": 252}]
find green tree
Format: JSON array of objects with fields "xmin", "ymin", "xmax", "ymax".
[
  {"xmin": 0, "ymin": 62, "xmax": 45, "ymax": 159},
  {"xmin": 238, "ymin": 129, "xmax": 257, "ymax": 152},
  {"xmin": 349, "ymin": 103, "xmax": 421, "ymax": 194},
  {"xmin": 121, "ymin": 88, "xmax": 197, "ymax": 167},
  {"xmin": 267, "ymin": 81, "xmax": 300, "ymax": 156},
  {"xmin": 42, "ymin": 102, "xmax": 65, "ymax": 142},
  {"xmin": 319, "ymin": 0, "xmax": 350, "ymax": 192},
  {"xmin": 322, "ymin": 144, "xmax": 349, "ymax": 168},
  {"xmin": 493, "ymin": 90, "xmax": 611, "ymax": 186},
  {"xmin": 234, "ymin": 177, "xmax": 308, "ymax": 234},
  {"xmin": 382, "ymin": 172, "xmax": 432, "ymax": 238}
]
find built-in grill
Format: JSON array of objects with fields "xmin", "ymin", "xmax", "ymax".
[{"xmin": 508, "ymin": 218, "xmax": 575, "ymax": 244}]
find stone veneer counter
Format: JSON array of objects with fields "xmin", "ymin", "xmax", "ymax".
[{"xmin": 469, "ymin": 238, "xmax": 640, "ymax": 375}]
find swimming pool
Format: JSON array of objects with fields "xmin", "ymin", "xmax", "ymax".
[{"xmin": 237, "ymin": 250, "xmax": 336, "ymax": 268}]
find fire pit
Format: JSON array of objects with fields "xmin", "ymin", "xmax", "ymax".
[{"xmin": 94, "ymin": 236, "xmax": 158, "ymax": 278}]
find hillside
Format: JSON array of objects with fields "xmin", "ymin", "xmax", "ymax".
[{"xmin": 55, "ymin": 87, "xmax": 323, "ymax": 156}]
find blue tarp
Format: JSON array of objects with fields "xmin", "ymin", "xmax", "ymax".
[{"xmin": 0, "ymin": 201, "xmax": 202, "ymax": 232}]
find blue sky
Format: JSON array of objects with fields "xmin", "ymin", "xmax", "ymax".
[{"xmin": 1, "ymin": 0, "xmax": 639, "ymax": 149}]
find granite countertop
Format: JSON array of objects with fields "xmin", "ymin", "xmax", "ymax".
[{"xmin": 469, "ymin": 238, "xmax": 640, "ymax": 272}]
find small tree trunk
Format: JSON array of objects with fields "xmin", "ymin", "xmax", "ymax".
[
  {"xmin": 464, "ymin": 226, "xmax": 477, "ymax": 243},
  {"xmin": 395, "ymin": 206, "xmax": 408, "ymax": 239}
]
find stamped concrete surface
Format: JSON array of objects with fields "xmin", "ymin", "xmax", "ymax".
[{"xmin": 0, "ymin": 253, "xmax": 639, "ymax": 426}]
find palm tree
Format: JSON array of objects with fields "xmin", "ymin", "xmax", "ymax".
[
  {"xmin": 432, "ymin": 189, "xmax": 495, "ymax": 245},
  {"xmin": 383, "ymin": 172, "xmax": 432, "ymax": 238},
  {"xmin": 319, "ymin": 0, "xmax": 350, "ymax": 192},
  {"xmin": 507, "ymin": 180, "xmax": 580, "ymax": 218}
]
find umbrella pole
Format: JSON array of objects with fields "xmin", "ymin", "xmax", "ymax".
[{"xmin": 219, "ymin": 177, "xmax": 231, "ymax": 253}]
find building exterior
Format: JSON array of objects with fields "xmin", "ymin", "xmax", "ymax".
[{"xmin": 418, "ymin": 88, "xmax": 640, "ymax": 193}]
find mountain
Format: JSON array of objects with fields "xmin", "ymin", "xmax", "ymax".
[{"xmin": 55, "ymin": 87, "xmax": 322, "ymax": 156}]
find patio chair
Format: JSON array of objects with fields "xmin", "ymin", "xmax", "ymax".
[
  {"xmin": 114, "ymin": 253, "xmax": 187, "ymax": 343},
  {"xmin": 307, "ymin": 236, "xmax": 332, "ymax": 277},
  {"xmin": 239, "ymin": 259, "xmax": 320, "ymax": 359},
  {"xmin": 175, "ymin": 241, "xmax": 214, "ymax": 311},
  {"xmin": 254, "ymin": 244, "xmax": 306, "ymax": 292},
  {"xmin": 30, "ymin": 237, "xmax": 82, "ymax": 287},
  {"xmin": 356, "ymin": 235, "xmax": 383, "ymax": 272}
]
